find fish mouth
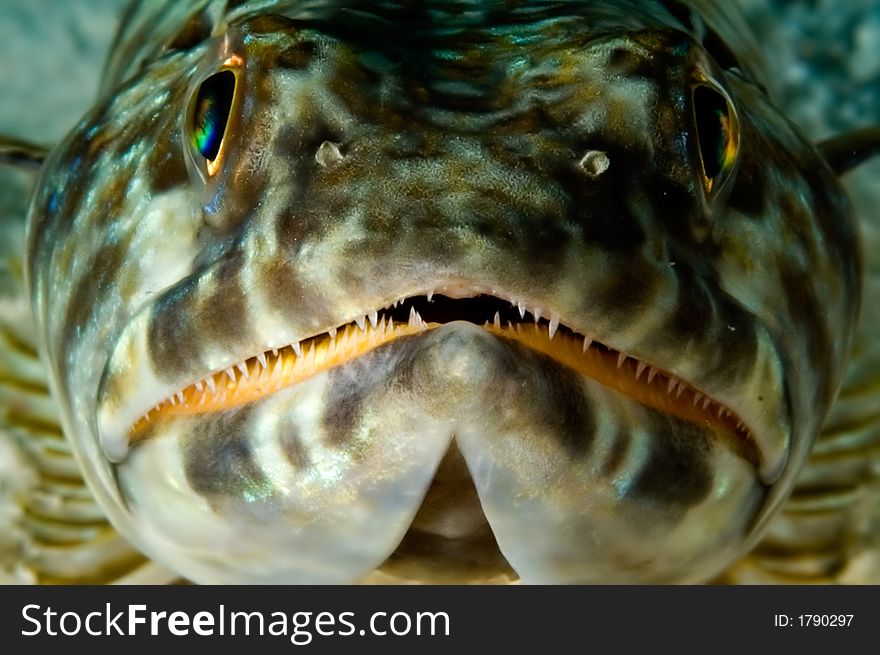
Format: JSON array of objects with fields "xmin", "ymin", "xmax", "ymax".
[{"xmin": 106, "ymin": 284, "xmax": 765, "ymax": 476}]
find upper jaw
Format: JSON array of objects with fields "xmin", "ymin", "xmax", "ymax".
[{"xmin": 95, "ymin": 278, "xmax": 790, "ymax": 482}]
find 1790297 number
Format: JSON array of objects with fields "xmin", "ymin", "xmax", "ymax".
[{"xmin": 799, "ymin": 615, "xmax": 854, "ymax": 627}]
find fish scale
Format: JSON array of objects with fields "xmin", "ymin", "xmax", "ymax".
[{"xmin": 0, "ymin": 0, "xmax": 878, "ymax": 583}]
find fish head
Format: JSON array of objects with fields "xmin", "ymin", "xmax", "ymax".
[{"xmin": 26, "ymin": 5, "xmax": 860, "ymax": 583}]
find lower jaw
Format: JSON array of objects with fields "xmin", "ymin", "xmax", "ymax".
[{"xmin": 116, "ymin": 325, "xmax": 765, "ymax": 584}]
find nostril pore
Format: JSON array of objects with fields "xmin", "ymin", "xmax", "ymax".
[
  {"xmin": 579, "ymin": 150, "xmax": 610, "ymax": 178},
  {"xmin": 315, "ymin": 140, "xmax": 344, "ymax": 167}
]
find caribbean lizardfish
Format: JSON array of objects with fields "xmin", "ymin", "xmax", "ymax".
[{"xmin": 1, "ymin": 0, "xmax": 879, "ymax": 584}]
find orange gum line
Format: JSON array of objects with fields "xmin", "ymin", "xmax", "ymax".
[
  {"xmin": 128, "ymin": 321, "xmax": 429, "ymax": 439},
  {"xmin": 483, "ymin": 323, "xmax": 738, "ymax": 435},
  {"xmin": 129, "ymin": 320, "xmax": 739, "ymax": 440}
]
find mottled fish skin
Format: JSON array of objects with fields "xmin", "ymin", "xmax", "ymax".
[{"xmin": 23, "ymin": 0, "xmax": 863, "ymax": 583}]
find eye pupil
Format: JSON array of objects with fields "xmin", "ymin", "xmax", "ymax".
[
  {"xmin": 192, "ymin": 70, "xmax": 236, "ymax": 162},
  {"xmin": 693, "ymin": 84, "xmax": 736, "ymax": 189}
]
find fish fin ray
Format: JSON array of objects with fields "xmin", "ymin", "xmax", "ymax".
[
  {"xmin": 818, "ymin": 127, "xmax": 880, "ymax": 176},
  {"xmin": 0, "ymin": 134, "xmax": 49, "ymax": 170}
]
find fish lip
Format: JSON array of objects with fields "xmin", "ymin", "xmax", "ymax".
[{"xmin": 96, "ymin": 280, "xmax": 788, "ymax": 482}]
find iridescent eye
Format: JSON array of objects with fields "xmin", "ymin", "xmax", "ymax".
[
  {"xmin": 190, "ymin": 70, "xmax": 236, "ymax": 169},
  {"xmin": 693, "ymin": 84, "xmax": 739, "ymax": 193}
]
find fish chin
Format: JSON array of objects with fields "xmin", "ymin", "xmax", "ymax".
[
  {"xmin": 114, "ymin": 322, "xmax": 765, "ymax": 583},
  {"xmin": 455, "ymin": 395, "xmax": 765, "ymax": 584},
  {"xmin": 117, "ymin": 373, "xmax": 455, "ymax": 584}
]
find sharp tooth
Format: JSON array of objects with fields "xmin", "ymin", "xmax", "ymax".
[
  {"xmin": 635, "ymin": 361, "xmax": 647, "ymax": 379},
  {"xmin": 667, "ymin": 377, "xmax": 677, "ymax": 394},
  {"xmin": 693, "ymin": 392, "xmax": 703, "ymax": 407},
  {"xmin": 226, "ymin": 367, "xmax": 237, "ymax": 383},
  {"xmin": 427, "ymin": 290, "xmax": 434, "ymax": 302},
  {"xmin": 273, "ymin": 353, "xmax": 284, "ymax": 376},
  {"xmin": 206, "ymin": 376, "xmax": 216, "ymax": 394},
  {"xmin": 548, "ymin": 316, "xmax": 559, "ymax": 339},
  {"xmin": 369, "ymin": 310, "xmax": 378, "ymax": 328},
  {"xmin": 582, "ymin": 336, "xmax": 592, "ymax": 353},
  {"xmin": 533, "ymin": 307, "xmax": 542, "ymax": 323},
  {"xmin": 409, "ymin": 306, "xmax": 422, "ymax": 328},
  {"xmin": 647, "ymin": 367, "xmax": 658, "ymax": 384},
  {"xmin": 675, "ymin": 383, "xmax": 685, "ymax": 398},
  {"xmin": 702, "ymin": 396, "xmax": 711, "ymax": 410},
  {"xmin": 292, "ymin": 342, "xmax": 303, "ymax": 358},
  {"xmin": 329, "ymin": 326, "xmax": 337, "ymax": 339},
  {"xmin": 717, "ymin": 405, "xmax": 724, "ymax": 418},
  {"xmin": 355, "ymin": 315, "xmax": 366, "ymax": 331},
  {"xmin": 257, "ymin": 352, "xmax": 267, "ymax": 370},
  {"xmin": 517, "ymin": 301, "xmax": 526, "ymax": 319},
  {"xmin": 493, "ymin": 311, "xmax": 501, "ymax": 328},
  {"xmin": 617, "ymin": 353, "xmax": 627, "ymax": 369},
  {"xmin": 169, "ymin": 394, "xmax": 176, "ymax": 406},
  {"xmin": 176, "ymin": 391, "xmax": 185, "ymax": 404},
  {"xmin": 237, "ymin": 362, "xmax": 249, "ymax": 380},
  {"xmin": 272, "ymin": 348, "xmax": 278, "ymax": 358},
  {"xmin": 366, "ymin": 322, "xmax": 379, "ymax": 345},
  {"xmin": 195, "ymin": 380, "xmax": 204, "ymax": 393}
]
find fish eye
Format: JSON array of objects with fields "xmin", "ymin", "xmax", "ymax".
[
  {"xmin": 188, "ymin": 69, "xmax": 237, "ymax": 175},
  {"xmin": 692, "ymin": 83, "xmax": 739, "ymax": 194}
]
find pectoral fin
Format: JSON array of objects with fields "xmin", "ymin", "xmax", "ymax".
[
  {"xmin": 818, "ymin": 126, "xmax": 880, "ymax": 175},
  {"xmin": 0, "ymin": 134, "xmax": 49, "ymax": 169}
]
